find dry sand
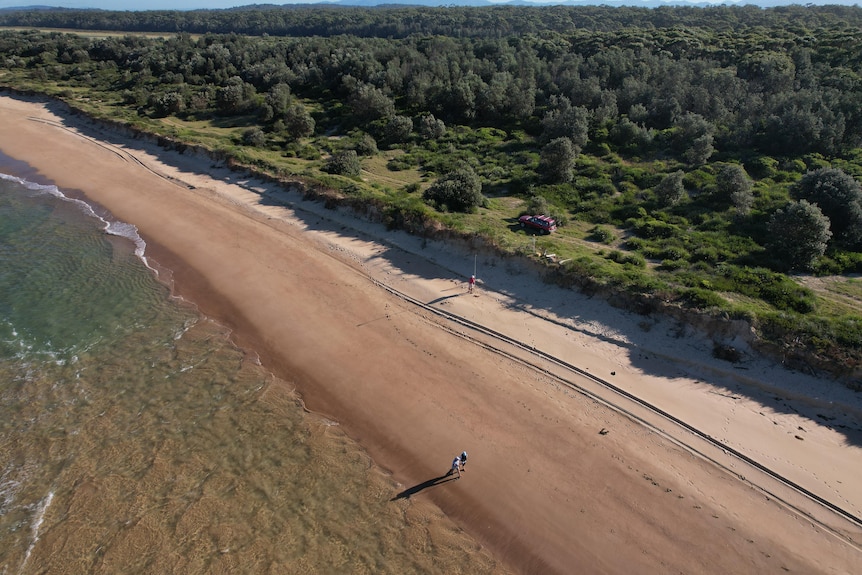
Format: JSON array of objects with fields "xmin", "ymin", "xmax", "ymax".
[{"xmin": 2, "ymin": 93, "xmax": 862, "ymax": 574}]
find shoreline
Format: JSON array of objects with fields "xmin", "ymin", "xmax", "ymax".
[{"xmin": 2, "ymin": 93, "xmax": 862, "ymax": 573}]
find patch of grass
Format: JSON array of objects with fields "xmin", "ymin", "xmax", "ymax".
[
  {"xmin": 0, "ymin": 26, "xmax": 182, "ymax": 40},
  {"xmin": 363, "ymin": 151, "xmax": 425, "ymax": 189},
  {"xmin": 682, "ymin": 288, "xmax": 727, "ymax": 309}
]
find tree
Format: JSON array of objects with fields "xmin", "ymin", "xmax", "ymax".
[
  {"xmin": 423, "ymin": 166, "xmax": 484, "ymax": 213},
  {"xmin": 609, "ymin": 117, "xmax": 651, "ymax": 150},
  {"xmin": 384, "ymin": 115, "xmax": 413, "ymax": 144},
  {"xmin": 716, "ymin": 164, "xmax": 753, "ymax": 216},
  {"xmin": 541, "ymin": 97, "xmax": 589, "ymax": 148},
  {"xmin": 760, "ymin": 91, "xmax": 844, "ymax": 156},
  {"xmin": 505, "ymin": 76, "xmax": 536, "ymax": 120},
  {"xmin": 216, "ymin": 83, "xmax": 246, "ymax": 114},
  {"xmin": 525, "ymin": 194, "xmax": 550, "ymax": 216},
  {"xmin": 242, "ymin": 127, "xmax": 266, "ymax": 147},
  {"xmin": 448, "ymin": 72, "xmax": 483, "ymax": 121},
  {"xmin": 675, "ymin": 113, "xmax": 714, "ymax": 165},
  {"xmin": 655, "ymin": 171, "xmax": 686, "ymax": 207},
  {"xmin": 215, "ymin": 77, "xmax": 254, "ymax": 115},
  {"xmin": 149, "ymin": 90, "xmax": 185, "ymax": 117},
  {"xmin": 685, "ymin": 133, "xmax": 714, "ymax": 165},
  {"xmin": 262, "ymin": 82, "xmax": 291, "ymax": 122},
  {"xmin": 349, "ymin": 82, "xmax": 395, "ymax": 121},
  {"xmin": 539, "ymin": 137, "xmax": 577, "ymax": 184},
  {"xmin": 353, "ymin": 133, "xmax": 378, "ymax": 156},
  {"xmin": 284, "ymin": 104, "xmax": 315, "ymax": 139},
  {"xmin": 419, "ymin": 113, "xmax": 446, "ymax": 139},
  {"xmin": 791, "ymin": 167, "xmax": 862, "ymax": 250},
  {"xmin": 324, "ymin": 150, "xmax": 361, "ymax": 177},
  {"xmin": 767, "ymin": 200, "xmax": 832, "ymax": 271}
]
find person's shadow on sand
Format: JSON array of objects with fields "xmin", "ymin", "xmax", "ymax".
[{"xmin": 391, "ymin": 474, "xmax": 459, "ymax": 500}]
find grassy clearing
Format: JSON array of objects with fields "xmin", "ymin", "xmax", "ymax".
[
  {"xmin": 0, "ymin": 26, "xmax": 185, "ymax": 40},
  {"xmin": 361, "ymin": 151, "xmax": 426, "ymax": 191},
  {"xmin": 798, "ymin": 276, "xmax": 862, "ymax": 317}
]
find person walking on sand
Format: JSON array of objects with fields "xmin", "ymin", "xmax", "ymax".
[
  {"xmin": 468, "ymin": 274, "xmax": 475, "ymax": 294},
  {"xmin": 448, "ymin": 455, "xmax": 462, "ymax": 479},
  {"xmin": 459, "ymin": 451, "xmax": 468, "ymax": 471}
]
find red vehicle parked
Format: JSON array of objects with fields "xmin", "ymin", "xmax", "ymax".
[{"xmin": 518, "ymin": 214, "xmax": 557, "ymax": 234}]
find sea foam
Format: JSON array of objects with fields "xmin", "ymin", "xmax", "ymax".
[
  {"xmin": 0, "ymin": 172, "xmax": 149, "ymax": 265},
  {"xmin": 19, "ymin": 490, "xmax": 54, "ymax": 575}
]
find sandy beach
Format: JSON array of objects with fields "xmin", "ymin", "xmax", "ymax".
[{"xmin": 2, "ymin": 93, "xmax": 862, "ymax": 573}]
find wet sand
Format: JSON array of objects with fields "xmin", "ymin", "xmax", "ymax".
[{"xmin": 2, "ymin": 93, "xmax": 861, "ymax": 574}]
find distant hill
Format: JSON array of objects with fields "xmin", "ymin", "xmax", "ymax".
[
  {"xmin": 0, "ymin": 5, "xmax": 65, "ymax": 10},
  {"xmin": 4, "ymin": 1, "xmax": 862, "ymax": 37},
  {"xmin": 313, "ymin": 0, "xmax": 862, "ymax": 6},
  {"xmin": 4, "ymin": 1, "xmax": 862, "ymax": 11}
]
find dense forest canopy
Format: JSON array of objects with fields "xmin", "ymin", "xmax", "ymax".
[
  {"xmin": 2, "ymin": 4, "xmax": 862, "ymax": 38},
  {"xmin": 2, "ymin": 4, "xmax": 862, "ymax": 372},
  {"xmin": 3, "ymin": 5, "xmax": 861, "ymax": 156}
]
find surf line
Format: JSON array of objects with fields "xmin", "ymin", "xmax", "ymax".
[{"xmin": 19, "ymin": 490, "xmax": 54, "ymax": 575}]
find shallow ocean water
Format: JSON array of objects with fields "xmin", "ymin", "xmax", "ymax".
[{"xmin": 0, "ymin": 172, "xmax": 501, "ymax": 575}]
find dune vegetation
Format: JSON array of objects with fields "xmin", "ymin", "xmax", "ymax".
[{"xmin": 1, "ymin": 4, "xmax": 861, "ymax": 379}]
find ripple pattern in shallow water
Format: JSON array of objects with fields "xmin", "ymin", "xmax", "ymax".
[{"xmin": 0, "ymin": 174, "xmax": 504, "ymax": 575}]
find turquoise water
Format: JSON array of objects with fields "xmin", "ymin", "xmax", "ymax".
[{"xmin": 0, "ymin": 171, "xmax": 501, "ymax": 574}]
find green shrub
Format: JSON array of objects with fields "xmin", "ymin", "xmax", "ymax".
[
  {"xmin": 353, "ymin": 133, "xmax": 378, "ymax": 156},
  {"xmin": 631, "ymin": 218, "xmax": 679, "ymax": 239},
  {"xmin": 659, "ymin": 245, "xmax": 690, "ymax": 261},
  {"xmin": 640, "ymin": 246, "xmax": 663, "ymax": 260},
  {"xmin": 423, "ymin": 166, "xmax": 485, "ymax": 213},
  {"xmin": 691, "ymin": 246, "xmax": 721, "ymax": 263},
  {"xmin": 659, "ymin": 258, "xmax": 687, "ymax": 270},
  {"xmin": 613, "ymin": 204, "xmax": 646, "ymax": 222},
  {"xmin": 606, "ymin": 250, "xmax": 645, "ymax": 267},
  {"xmin": 573, "ymin": 175, "xmax": 616, "ymax": 196},
  {"xmin": 590, "ymin": 225, "xmax": 616, "ymax": 244},
  {"xmin": 387, "ymin": 155, "xmax": 416, "ymax": 171},
  {"xmin": 714, "ymin": 265, "xmax": 815, "ymax": 313},
  {"xmin": 682, "ymin": 288, "xmax": 726, "ymax": 309},
  {"xmin": 783, "ymin": 158, "xmax": 808, "ymax": 173},
  {"xmin": 831, "ymin": 314, "xmax": 862, "ymax": 348},
  {"xmin": 624, "ymin": 237, "xmax": 646, "ymax": 251},
  {"xmin": 525, "ymin": 194, "xmax": 550, "ymax": 216},
  {"xmin": 298, "ymin": 145, "xmax": 319, "ymax": 160},
  {"xmin": 825, "ymin": 251, "xmax": 862, "ymax": 273},
  {"xmin": 244, "ymin": 128, "xmax": 267, "ymax": 147},
  {"xmin": 684, "ymin": 168, "xmax": 714, "ymax": 190},
  {"xmin": 562, "ymin": 255, "xmax": 608, "ymax": 279},
  {"xmin": 760, "ymin": 282, "xmax": 816, "ymax": 314},
  {"xmin": 803, "ymin": 153, "xmax": 831, "ymax": 171},
  {"xmin": 324, "ymin": 150, "xmax": 361, "ymax": 177},
  {"xmin": 621, "ymin": 271, "xmax": 668, "ymax": 294},
  {"xmin": 747, "ymin": 156, "xmax": 779, "ymax": 179}
]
